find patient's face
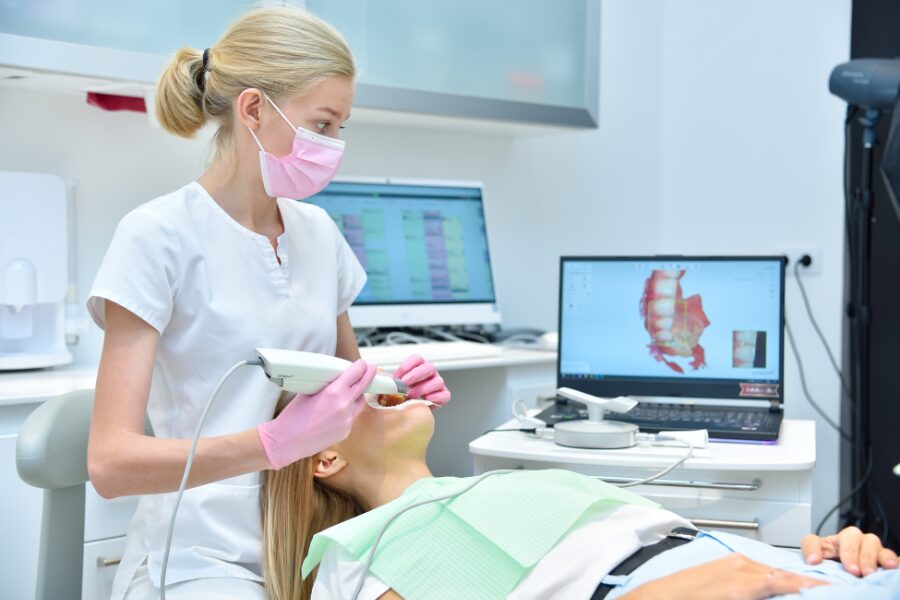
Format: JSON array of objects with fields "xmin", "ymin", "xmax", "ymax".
[{"xmin": 336, "ymin": 400, "xmax": 435, "ymax": 464}]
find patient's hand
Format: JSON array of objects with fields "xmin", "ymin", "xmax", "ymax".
[
  {"xmin": 617, "ymin": 553, "xmax": 827, "ymax": 600},
  {"xmin": 802, "ymin": 526, "xmax": 898, "ymax": 577}
]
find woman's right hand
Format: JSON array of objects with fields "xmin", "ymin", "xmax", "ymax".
[
  {"xmin": 257, "ymin": 359, "xmax": 377, "ymax": 469},
  {"xmin": 618, "ymin": 553, "xmax": 828, "ymax": 600}
]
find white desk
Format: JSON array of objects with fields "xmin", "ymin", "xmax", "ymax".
[{"xmin": 470, "ymin": 418, "xmax": 815, "ymax": 547}]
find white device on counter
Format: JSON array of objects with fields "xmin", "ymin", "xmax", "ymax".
[
  {"xmin": 0, "ymin": 171, "xmax": 72, "ymax": 370},
  {"xmin": 553, "ymin": 387, "xmax": 639, "ymax": 449},
  {"xmin": 256, "ymin": 347, "xmax": 408, "ymax": 395}
]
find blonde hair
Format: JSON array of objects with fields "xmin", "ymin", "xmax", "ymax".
[
  {"xmin": 155, "ymin": 6, "xmax": 355, "ymax": 150},
  {"xmin": 260, "ymin": 394, "xmax": 364, "ymax": 600}
]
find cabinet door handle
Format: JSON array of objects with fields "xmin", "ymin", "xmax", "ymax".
[
  {"xmin": 690, "ymin": 518, "xmax": 760, "ymax": 531},
  {"xmin": 595, "ymin": 476, "xmax": 761, "ymax": 491},
  {"xmin": 97, "ymin": 556, "xmax": 122, "ymax": 568}
]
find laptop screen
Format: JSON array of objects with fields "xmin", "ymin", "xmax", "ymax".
[{"xmin": 558, "ymin": 256, "xmax": 786, "ymax": 402}]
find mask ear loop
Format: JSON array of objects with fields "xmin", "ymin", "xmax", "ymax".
[
  {"xmin": 247, "ymin": 126, "xmax": 265, "ymax": 152},
  {"xmin": 246, "ymin": 92, "xmax": 295, "ymax": 152},
  {"xmin": 263, "ymin": 92, "xmax": 299, "ymax": 131}
]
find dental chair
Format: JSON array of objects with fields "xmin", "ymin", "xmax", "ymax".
[
  {"xmin": 16, "ymin": 390, "xmax": 94, "ymax": 600},
  {"xmin": 16, "ymin": 389, "xmax": 94, "ymax": 600},
  {"xmin": 17, "ymin": 390, "xmax": 151, "ymax": 600}
]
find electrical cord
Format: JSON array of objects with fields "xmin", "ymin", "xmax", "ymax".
[
  {"xmin": 816, "ymin": 454, "xmax": 873, "ymax": 536},
  {"xmin": 350, "ymin": 469, "xmax": 515, "ymax": 600},
  {"xmin": 384, "ymin": 331, "xmax": 430, "ymax": 345},
  {"xmin": 447, "ymin": 329, "xmax": 491, "ymax": 344},
  {"xmin": 422, "ymin": 326, "xmax": 467, "ymax": 343},
  {"xmin": 793, "ymin": 260, "xmax": 851, "ymax": 397},
  {"xmin": 784, "ymin": 318, "xmax": 852, "ymax": 442},
  {"xmin": 350, "ymin": 436, "xmax": 695, "ymax": 600},
  {"xmin": 160, "ymin": 358, "xmax": 262, "ymax": 599},
  {"xmin": 614, "ymin": 438, "xmax": 694, "ymax": 488},
  {"xmin": 497, "ymin": 333, "xmax": 543, "ymax": 347}
]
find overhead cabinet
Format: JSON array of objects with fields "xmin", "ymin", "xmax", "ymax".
[{"xmin": 0, "ymin": 0, "xmax": 598, "ymax": 129}]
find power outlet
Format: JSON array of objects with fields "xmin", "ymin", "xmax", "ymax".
[{"xmin": 780, "ymin": 245, "xmax": 822, "ymax": 276}]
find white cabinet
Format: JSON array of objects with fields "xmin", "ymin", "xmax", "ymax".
[
  {"xmin": 308, "ymin": 0, "xmax": 599, "ymax": 127},
  {"xmin": 0, "ymin": 369, "xmax": 137, "ymax": 600},
  {"xmin": 83, "ymin": 536, "xmax": 127, "ymax": 600},
  {"xmin": 0, "ymin": 430, "xmax": 43, "ymax": 600},
  {"xmin": 470, "ymin": 419, "xmax": 817, "ymax": 547}
]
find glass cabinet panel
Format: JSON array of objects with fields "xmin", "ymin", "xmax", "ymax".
[
  {"xmin": 308, "ymin": 0, "xmax": 591, "ymax": 109},
  {"xmin": 0, "ymin": 0, "xmax": 597, "ymax": 127},
  {"xmin": 0, "ymin": 0, "xmax": 247, "ymax": 55}
]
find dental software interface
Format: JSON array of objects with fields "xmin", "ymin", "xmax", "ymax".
[
  {"xmin": 308, "ymin": 181, "xmax": 496, "ymax": 305},
  {"xmin": 560, "ymin": 258, "xmax": 783, "ymax": 394}
]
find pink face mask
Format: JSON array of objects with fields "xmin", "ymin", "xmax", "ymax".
[{"xmin": 248, "ymin": 94, "xmax": 345, "ymax": 200}]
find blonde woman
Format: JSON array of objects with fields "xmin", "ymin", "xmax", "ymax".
[
  {"xmin": 263, "ymin": 401, "xmax": 899, "ymax": 600},
  {"xmin": 86, "ymin": 7, "xmax": 450, "ymax": 599}
]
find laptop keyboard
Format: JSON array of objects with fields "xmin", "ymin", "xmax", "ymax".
[{"xmin": 535, "ymin": 400, "xmax": 783, "ymax": 441}]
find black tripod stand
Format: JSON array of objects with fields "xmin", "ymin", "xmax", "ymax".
[{"xmin": 843, "ymin": 109, "xmax": 879, "ymax": 530}]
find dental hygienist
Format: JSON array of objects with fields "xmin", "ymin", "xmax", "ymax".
[{"xmin": 85, "ymin": 7, "xmax": 451, "ymax": 599}]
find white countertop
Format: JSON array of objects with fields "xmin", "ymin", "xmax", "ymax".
[
  {"xmin": 360, "ymin": 346, "xmax": 557, "ymax": 372},
  {"xmin": 0, "ymin": 364, "xmax": 97, "ymax": 406},
  {"xmin": 0, "ymin": 347, "xmax": 557, "ymax": 407},
  {"xmin": 470, "ymin": 417, "xmax": 816, "ymax": 471}
]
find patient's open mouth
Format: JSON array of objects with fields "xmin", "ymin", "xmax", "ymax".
[{"xmin": 375, "ymin": 394, "xmax": 407, "ymax": 407}]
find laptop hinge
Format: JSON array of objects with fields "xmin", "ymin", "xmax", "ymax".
[{"xmin": 768, "ymin": 399, "xmax": 782, "ymax": 413}]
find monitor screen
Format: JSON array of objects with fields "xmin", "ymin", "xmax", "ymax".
[
  {"xmin": 558, "ymin": 256, "xmax": 786, "ymax": 401},
  {"xmin": 306, "ymin": 179, "xmax": 500, "ymax": 327}
]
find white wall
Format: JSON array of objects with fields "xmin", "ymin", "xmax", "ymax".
[
  {"xmin": 656, "ymin": 0, "xmax": 852, "ymax": 532},
  {"xmin": 501, "ymin": 0, "xmax": 851, "ymax": 530},
  {"xmin": 0, "ymin": 89, "xmax": 516, "ymax": 364},
  {"xmin": 0, "ymin": 0, "xmax": 851, "ymax": 531}
]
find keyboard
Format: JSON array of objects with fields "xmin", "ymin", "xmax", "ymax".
[
  {"xmin": 535, "ymin": 400, "xmax": 783, "ymax": 442},
  {"xmin": 359, "ymin": 341, "xmax": 503, "ymax": 366}
]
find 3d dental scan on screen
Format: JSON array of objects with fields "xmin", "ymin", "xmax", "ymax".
[{"xmin": 6, "ymin": 3, "xmax": 900, "ymax": 600}]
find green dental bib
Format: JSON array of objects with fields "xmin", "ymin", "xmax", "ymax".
[{"xmin": 301, "ymin": 469, "xmax": 658, "ymax": 600}]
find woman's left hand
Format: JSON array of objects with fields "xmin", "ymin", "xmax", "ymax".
[
  {"xmin": 802, "ymin": 526, "xmax": 898, "ymax": 576},
  {"xmin": 394, "ymin": 354, "xmax": 451, "ymax": 407}
]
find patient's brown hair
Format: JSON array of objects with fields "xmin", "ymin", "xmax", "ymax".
[{"xmin": 260, "ymin": 393, "xmax": 364, "ymax": 600}]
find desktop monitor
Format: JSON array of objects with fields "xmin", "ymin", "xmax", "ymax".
[
  {"xmin": 306, "ymin": 178, "xmax": 501, "ymax": 328},
  {"xmin": 558, "ymin": 256, "xmax": 786, "ymax": 402}
]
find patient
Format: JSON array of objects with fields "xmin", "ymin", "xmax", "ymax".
[{"xmin": 260, "ymin": 396, "xmax": 898, "ymax": 600}]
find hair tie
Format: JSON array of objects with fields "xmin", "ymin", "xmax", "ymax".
[{"xmin": 196, "ymin": 48, "xmax": 210, "ymax": 92}]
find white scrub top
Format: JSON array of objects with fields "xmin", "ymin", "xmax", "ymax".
[{"xmin": 87, "ymin": 181, "xmax": 366, "ymax": 599}]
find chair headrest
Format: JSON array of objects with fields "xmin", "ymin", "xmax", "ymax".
[{"xmin": 16, "ymin": 389, "xmax": 94, "ymax": 490}]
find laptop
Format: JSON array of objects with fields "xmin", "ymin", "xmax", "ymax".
[{"xmin": 535, "ymin": 256, "xmax": 787, "ymax": 442}]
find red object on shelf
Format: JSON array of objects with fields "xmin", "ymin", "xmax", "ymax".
[{"xmin": 86, "ymin": 92, "xmax": 147, "ymax": 113}]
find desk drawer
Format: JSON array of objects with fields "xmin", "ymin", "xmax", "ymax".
[
  {"xmin": 472, "ymin": 456, "xmax": 812, "ymax": 546},
  {"xmin": 642, "ymin": 491, "xmax": 810, "ymax": 547},
  {"xmin": 83, "ymin": 536, "xmax": 127, "ymax": 600},
  {"xmin": 84, "ymin": 483, "xmax": 138, "ymax": 542}
]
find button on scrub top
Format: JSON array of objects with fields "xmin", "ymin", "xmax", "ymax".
[{"xmin": 87, "ymin": 181, "xmax": 366, "ymax": 599}]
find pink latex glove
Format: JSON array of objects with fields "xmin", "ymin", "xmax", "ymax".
[
  {"xmin": 257, "ymin": 359, "xmax": 377, "ymax": 469},
  {"xmin": 394, "ymin": 354, "xmax": 451, "ymax": 408}
]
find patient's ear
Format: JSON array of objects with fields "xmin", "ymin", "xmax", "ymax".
[{"xmin": 313, "ymin": 450, "xmax": 348, "ymax": 480}]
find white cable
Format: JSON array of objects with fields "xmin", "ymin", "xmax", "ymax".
[
  {"xmin": 349, "ymin": 436, "xmax": 692, "ymax": 598},
  {"xmin": 423, "ymin": 326, "xmax": 466, "ymax": 342},
  {"xmin": 351, "ymin": 469, "xmax": 515, "ymax": 600},
  {"xmin": 160, "ymin": 359, "xmax": 258, "ymax": 599},
  {"xmin": 613, "ymin": 437, "xmax": 693, "ymax": 488},
  {"xmin": 497, "ymin": 334, "xmax": 542, "ymax": 347},
  {"xmin": 512, "ymin": 399, "xmax": 548, "ymax": 431},
  {"xmin": 384, "ymin": 331, "xmax": 430, "ymax": 345}
]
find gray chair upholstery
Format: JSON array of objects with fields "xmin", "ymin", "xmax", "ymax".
[{"xmin": 16, "ymin": 389, "xmax": 94, "ymax": 600}]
